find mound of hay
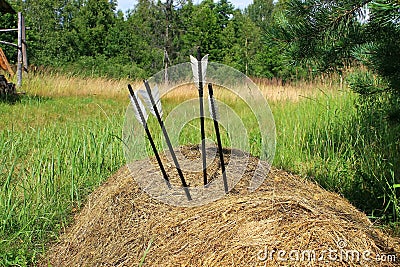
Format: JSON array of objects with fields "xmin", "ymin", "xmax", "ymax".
[{"xmin": 43, "ymin": 147, "xmax": 399, "ymax": 266}]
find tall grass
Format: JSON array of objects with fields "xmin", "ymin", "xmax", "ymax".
[
  {"xmin": 0, "ymin": 78, "xmax": 127, "ymax": 265},
  {"xmin": 272, "ymin": 89, "xmax": 400, "ymax": 225},
  {"xmin": 0, "ymin": 122, "xmax": 124, "ymax": 263}
]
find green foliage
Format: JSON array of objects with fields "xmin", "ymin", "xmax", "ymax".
[
  {"xmin": 0, "ymin": 12, "xmax": 17, "ymax": 63},
  {"xmin": 273, "ymin": 0, "xmax": 400, "ymax": 98},
  {"xmin": 248, "ymin": 0, "xmax": 307, "ymax": 79},
  {"xmin": 272, "ymin": 0, "xmax": 366, "ymax": 73},
  {"xmin": 55, "ymin": 55, "xmax": 147, "ymax": 79},
  {"xmin": 245, "ymin": 0, "xmax": 275, "ymax": 32},
  {"xmin": 346, "ymin": 69, "xmax": 389, "ymax": 95},
  {"xmin": 0, "ymin": 0, "xmax": 299, "ymax": 79},
  {"xmin": 72, "ymin": 0, "xmax": 116, "ymax": 57}
]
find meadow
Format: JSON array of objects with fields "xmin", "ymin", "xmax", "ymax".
[{"xmin": 0, "ymin": 73, "xmax": 398, "ymax": 266}]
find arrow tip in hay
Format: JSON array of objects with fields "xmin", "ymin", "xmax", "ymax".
[{"xmin": 42, "ymin": 146, "xmax": 400, "ymax": 266}]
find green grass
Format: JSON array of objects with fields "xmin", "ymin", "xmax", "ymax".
[
  {"xmin": 272, "ymin": 91, "xmax": 358, "ymax": 191},
  {"xmin": 272, "ymin": 90, "xmax": 400, "ymax": 224},
  {"xmin": 0, "ymin": 94, "xmax": 126, "ymax": 266},
  {"xmin": 0, "ymin": 74, "xmax": 399, "ymax": 266}
]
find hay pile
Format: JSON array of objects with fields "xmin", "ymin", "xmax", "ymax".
[{"xmin": 43, "ymin": 147, "xmax": 399, "ymax": 266}]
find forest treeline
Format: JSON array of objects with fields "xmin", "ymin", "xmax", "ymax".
[{"xmin": 1, "ymin": 0, "xmax": 302, "ymax": 79}]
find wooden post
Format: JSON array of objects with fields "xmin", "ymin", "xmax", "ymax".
[
  {"xmin": 17, "ymin": 12, "xmax": 22, "ymax": 87},
  {"xmin": 245, "ymin": 37, "xmax": 248, "ymax": 76},
  {"xmin": 21, "ymin": 14, "xmax": 27, "ymax": 72},
  {"xmin": 164, "ymin": 48, "xmax": 168, "ymax": 85}
]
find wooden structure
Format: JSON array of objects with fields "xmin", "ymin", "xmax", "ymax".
[
  {"xmin": 0, "ymin": 74, "xmax": 15, "ymax": 95},
  {"xmin": 0, "ymin": 47, "xmax": 14, "ymax": 75},
  {"xmin": 0, "ymin": 0, "xmax": 27, "ymax": 88}
]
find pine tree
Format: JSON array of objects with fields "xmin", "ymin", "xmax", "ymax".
[
  {"xmin": 350, "ymin": 1, "xmax": 400, "ymax": 121},
  {"xmin": 274, "ymin": 0, "xmax": 400, "ymax": 119},
  {"xmin": 73, "ymin": 0, "xmax": 116, "ymax": 57}
]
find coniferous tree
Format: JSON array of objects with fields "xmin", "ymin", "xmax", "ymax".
[
  {"xmin": 246, "ymin": 0, "xmax": 275, "ymax": 33},
  {"xmin": 126, "ymin": 0, "xmax": 164, "ymax": 74},
  {"xmin": 245, "ymin": 0, "xmax": 296, "ymax": 78},
  {"xmin": 273, "ymin": 0, "xmax": 399, "ymax": 115},
  {"xmin": 73, "ymin": 0, "xmax": 116, "ymax": 57}
]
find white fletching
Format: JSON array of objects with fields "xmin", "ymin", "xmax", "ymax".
[
  {"xmin": 138, "ymin": 86, "xmax": 163, "ymax": 118},
  {"xmin": 208, "ymin": 95, "xmax": 220, "ymax": 121},
  {"xmin": 190, "ymin": 54, "xmax": 208, "ymax": 89},
  {"xmin": 129, "ymin": 92, "xmax": 148, "ymax": 127}
]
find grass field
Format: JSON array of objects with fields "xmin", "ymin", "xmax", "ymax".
[{"xmin": 0, "ymin": 73, "xmax": 399, "ymax": 266}]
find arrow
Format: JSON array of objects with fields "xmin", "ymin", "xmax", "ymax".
[
  {"xmin": 127, "ymin": 84, "xmax": 171, "ymax": 189},
  {"xmin": 139, "ymin": 85, "xmax": 163, "ymax": 118},
  {"xmin": 141, "ymin": 80, "xmax": 192, "ymax": 201},
  {"xmin": 190, "ymin": 48, "xmax": 208, "ymax": 186},
  {"xmin": 208, "ymin": 83, "xmax": 228, "ymax": 194}
]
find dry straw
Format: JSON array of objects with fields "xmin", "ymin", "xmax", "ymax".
[
  {"xmin": 42, "ymin": 146, "xmax": 399, "ymax": 266},
  {"xmin": 22, "ymin": 72, "xmax": 339, "ymax": 103}
]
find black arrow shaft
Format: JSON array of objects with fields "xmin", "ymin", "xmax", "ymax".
[
  {"xmin": 208, "ymin": 83, "xmax": 228, "ymax": 193},
  {"xmin": 143, "ymin": 80, "xmax": 192, "ymax": 201},
  {"xmin": 144, "ymin": 126, "xmax": 172, "ymax": 189},
  {"xmin": 197, "ymin": 48, "xmax": 207, "ymax": 186},
  {"xmin": 128, "ymin": 84, "xmax": 171, "ymax": 189}
]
